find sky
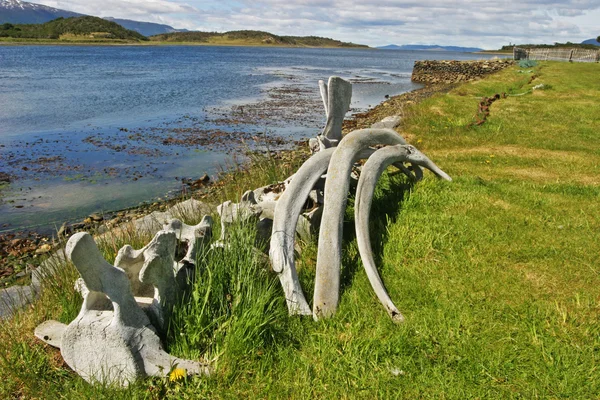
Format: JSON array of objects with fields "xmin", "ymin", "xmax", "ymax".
[{"xmin": 34, "ymin": 0, "xmax": 600, "ymax": 49}]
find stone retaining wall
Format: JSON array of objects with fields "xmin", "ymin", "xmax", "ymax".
[{"xmin": 411, "ymin": 59, "xmax": 515, "ymax": 84}]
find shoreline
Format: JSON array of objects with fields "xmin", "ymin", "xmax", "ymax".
[
  {"xmin": 0, "ymin": 82, "xmax": 446, "ymax": 288},
  {"xmin": 0, "ymin": 39, "xmax": 370, "ymax": 49}
]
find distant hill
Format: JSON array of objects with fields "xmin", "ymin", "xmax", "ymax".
[
  {"xmin": 378, "ymin": 44, "xmax": 483, "ymax": 52},
  {"xmin": 0, "ymin": 16, "xmax": 148, "ymax": 41},
  {"xmin": 149, "ymin": 30, "xmax": 369, "ymax": 48},
  {"xmin": 0, "ymin": 0, "xmax": 187, "ymax": 36},
  {"xmin": 500, "ymin": 41, "xmax": 600, "ymax": 51},
  {"xmin": 581, "ymin": 38, "xmax": 600, "ymax": 46},
  {"xmin": 0, "ymin": 0, "xmax": 82, "ymax": 24},
  {"xmin": 104, "ymin": 17, "xmax": 187, "ymax": 37}
]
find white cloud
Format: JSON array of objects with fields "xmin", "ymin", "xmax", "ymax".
[
  {"xmin": 37, "ymin": 0, "xmax": 198, "ymax": 18},
  {"xmin": 32, "ymin": 0, "xmax": 600, "ymax": 48}
]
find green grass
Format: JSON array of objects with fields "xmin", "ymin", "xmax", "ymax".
[{"xmin": 1, "ymin": 61, "xmax": 599, "ymax": 398}]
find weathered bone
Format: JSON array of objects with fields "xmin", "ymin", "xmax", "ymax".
[
  {"xmin": 310, "ymin": 77, "xmax": 353, "ymax": 151},
  {"xmin": 270, "ymin": 148, "xmax": 336, "ymax": 315},
  {"xmin": 59, "ymin": 232, "xmax": 209, "ymax": 386},
  {"xmin": 318, "ymin": 79, "xmax": 329, "ymax": 117},
  {"xmin": 163, "ymin": 216, "xmax": 213, "ymax": 268},
  {"xmin": 270, "ymin": 146, "xmax": 380, "ymax": 315},
  {"xmin": 313, "ymin": 128, "xmax": 408, "ymax": 319},
  {"xmin": 113, "ymin": 231, "xmax": 179, "ymax": 331},
  {"xmin": 354, "ymin": 145, "xmax": 451, "ymax": 322}
]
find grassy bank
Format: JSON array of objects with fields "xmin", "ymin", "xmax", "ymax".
[{"xmin": 1, "ymin": 61, "xmax": 599, "ymax": 398}]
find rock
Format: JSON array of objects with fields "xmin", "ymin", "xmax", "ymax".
[
  {"xmin": 371, "ymin": 116, "xmax": 401, "ymax": 129},
  {"xmin": 0, "ymin": 285, "xmax": 35, "ymax": 319},
  {"xmin": 411, "ymin": 59, "xmax": 515, "ymax": 84},
  {"xmin": 71, "ymin": 222, "xmax": 85, "ymax": 230},
  {"xmin": 167, "ymin": 199, "xmax": 214, "ymax": 222},
  {"xmin": 15, "ymin": 270, "xmax": 30, "ymax": 279},
  {"xmin": 35, "ymin": 244, "xmax": 52, "ymax": 254},
  {"xmin": 134, "ymin": 212, "xmax": 167, "ymax": 235},
  {"xmin": 90, "ymin": 213, "xmax": 103, "ymax": 222}
]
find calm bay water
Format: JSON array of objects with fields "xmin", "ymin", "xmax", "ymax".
[{"xmin": 0, "ymin": 45, "xmax": 500, "ymax": 232}]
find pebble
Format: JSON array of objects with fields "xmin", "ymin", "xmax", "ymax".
[
  {"xmin": 90, "ymin": 213, "xmax": 104, "ymax": 222},
  {"xmin": 35, "ymin": 244, "xmax": 52, "ymax": 254}
]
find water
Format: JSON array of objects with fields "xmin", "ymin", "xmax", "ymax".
[{"xmin": 0, "ymin": 45, "xmax": 501, "ymax": 232}]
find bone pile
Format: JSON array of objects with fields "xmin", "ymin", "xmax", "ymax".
[{"xmin": 34, "ymin": 77, "xmax": 451, "ymax": 386}]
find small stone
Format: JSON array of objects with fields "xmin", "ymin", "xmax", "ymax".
[
  {"xmin": 90, "ymin": 213, "xmax": 104, "ymax": 222},
  {"xmin": 35, "ymin": 244, "xmax": 52, "ymax": 254},
  {"xmin": 15, "ymin": 270, "xmax": 30, "ymax": 278}
]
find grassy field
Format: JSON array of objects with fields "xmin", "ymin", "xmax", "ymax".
[{"xmin": 1, "ymin": 61, "xmax": 599, "ymax": 398}]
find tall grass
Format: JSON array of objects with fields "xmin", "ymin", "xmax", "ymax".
[{"xmin": 167, "ymin": 221, "xmax": 290, "ymax": 378}]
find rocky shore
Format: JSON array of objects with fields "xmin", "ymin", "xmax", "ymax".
[{"xmin": 411, "ymin": 59, "xmax": 514, "ymax": 84}]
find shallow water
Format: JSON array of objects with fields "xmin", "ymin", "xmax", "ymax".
[{"xmin": 0, "ymin": 45, "xmax": 501, "ymax": 232}]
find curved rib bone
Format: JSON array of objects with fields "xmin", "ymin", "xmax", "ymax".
[
  {"xmin": 312, "ymin": 128, "xmax": 407, "ymax": 319},
  {"xmin": 354, "ymin": 145, "xmax": 452, "ymax": 322},
  {"xmin": 270, "ymin": 148, "xmax": 336, "ymax": 315},
  {"xmin": 270, "ymin": 146, "xmax": 380, "ymax": 315}
]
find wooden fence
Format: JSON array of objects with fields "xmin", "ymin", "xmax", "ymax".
[{"xmin": 513, "ymin": 47, "xmax": 600, "ymax": 63}]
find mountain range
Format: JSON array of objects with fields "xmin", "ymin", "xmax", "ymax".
[
  {"xmin": 581, "ymin": 38, "xmax": 600, "ymax": 46},
  {"xmin": 0, "ymin": 0, "xmax": 81, "ymax": 24},
  {"xmin": 0, "ymin": 0, "xmax": 185, "ymax": 36}
]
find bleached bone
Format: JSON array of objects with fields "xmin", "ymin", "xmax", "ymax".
[
  {"xmin": 313, "ymin": 128, "xmax": 408, "ymax": 319},
  {"xmin": 321, "ymin": 76, "xmax": 352, "ymax": 145},
  {"xmin": 217, "ymin": 198, "xmax": 262, "ymax": 241},
  {"xmin": 59, "ymin": 232, "xmax": 209, "ymax": 386},
  {"xmin": 270, "ymin": 148, "xmax": 336, "ymax": 315},
  {"xmin": 354, "ymin": 145, "xmax": 451, "ymax": 322},
  {"xmin": 310, "ymin": 77, "xmax": 353, "ymax": 152},
  {"xmin": 319, "ymin": 79, "xmax": 329, "ymax": 117},
  {"xmin": 270, "ymin": 143, "xmax": 400, "ymax": 315},
  {"xmin": 113, "ymin": 231, "xmax": 179, "ymax": 331},
  {"xmin": 163, "ymin": 216, "xmax": 213, "ymax": 268}
]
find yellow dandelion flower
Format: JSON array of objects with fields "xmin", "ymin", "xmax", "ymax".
[
  {"xmin": 169, "ymin": 367, "xmax": 186, "ymax": 382},
  {"xmin": 417, "ymin": 139, "xmax": 423, "ymax": 144},
  {"xmin": 485, "ymin": 160, "xmax": 491, "ymax": 164},
  {"xmin": 489, "ymin": 154, "xmax": 495, "ymax": 158}
]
